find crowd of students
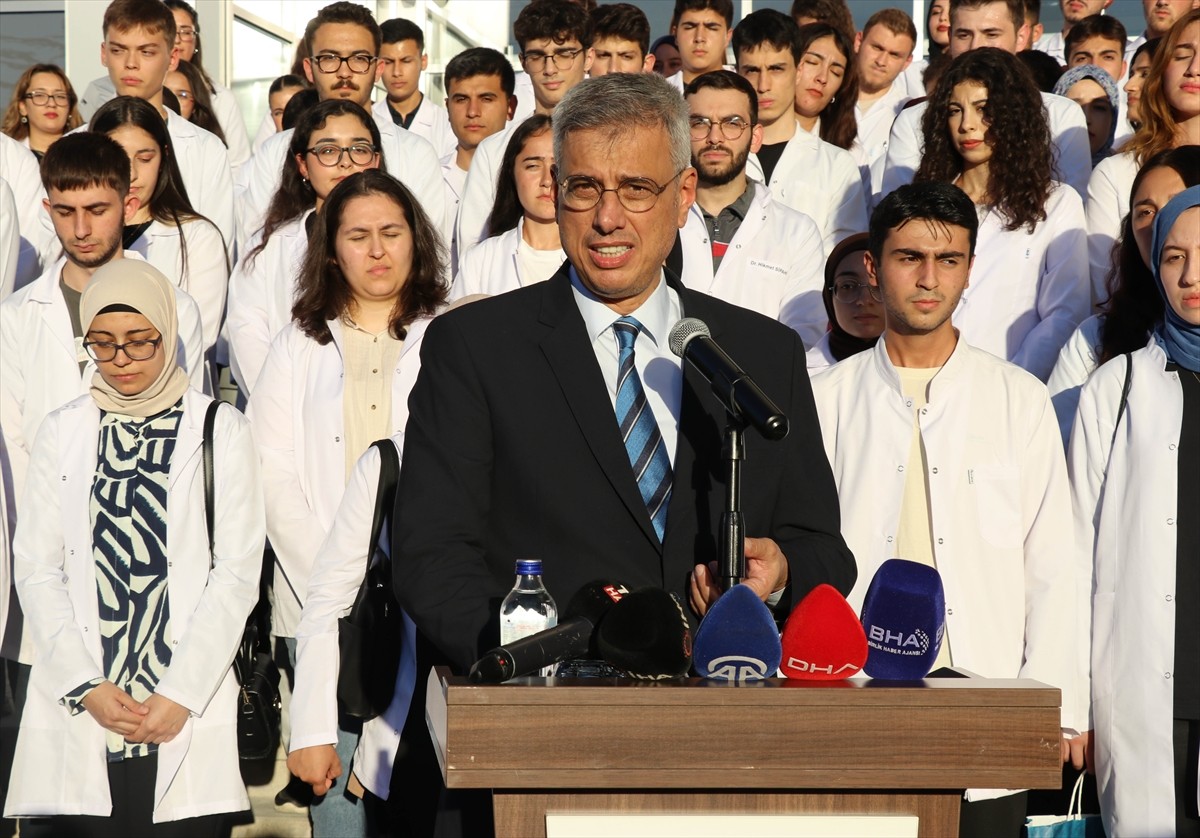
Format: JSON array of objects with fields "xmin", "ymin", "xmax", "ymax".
[{"xmin": 0, "ymin": 0, "xmax": 1197, "ymax": 836}]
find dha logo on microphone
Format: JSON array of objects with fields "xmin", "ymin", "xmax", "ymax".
[
  {"xmin": 867, "ymin": 625, "xmax": 930, "ymax": 657},
  {"xmin": 785, "ymin": 658, "xmax": 861, "ymax": 676},
  {"xmin": 704, "ymin": 655, "xmax": 771, "ymax": 680}
]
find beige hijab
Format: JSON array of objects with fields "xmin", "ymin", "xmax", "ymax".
[{"xmin": 79, "ymin": 260, "xmax": 191, "ymax": 418}]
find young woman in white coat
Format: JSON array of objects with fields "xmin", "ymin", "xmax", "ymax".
[
  {"xmin": 91, "ymin": 96, "xmax": 229, "ymax": 355},
  {"xmin": 1087, "ymin": 11, "xmax": 1200, "ymax": 309},
  {"xmin": 3, "ymin": 259, "xmax": 265, "ymax": 835},
  {"xmin": 226, "ymin": 99, "xmax": 382, "ymax": 394},
  {"xmin": 1069, "ymin": 186, "xmax": 1200, "ymax": 838},
  {"xmin": 1048, "ymin": 146, "xmax": 1200, "ymax": 443},
  {"xmin": 449, "ymin": 114, "xmax": 562, "ymax": 300},
  {"xmin": 914, "ymin": 47, "xmax": 1089, "ymax": 382},
  {"xmin": 249, "ymin": 169, "xmax": 446, "ymax": 837}
]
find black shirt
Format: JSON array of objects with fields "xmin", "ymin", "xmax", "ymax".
[
  {"xmin": 756, "ymin": 141, "xmax": 787, "ymax": 184},
  {"xmin": 1172, "ymin": 362, "xmax": 1200, "ymax": 719}
]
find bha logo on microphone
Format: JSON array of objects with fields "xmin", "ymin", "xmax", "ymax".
[
  {"xmin": 785, "ymin": 658, "xmax": 861, "ymax": 676},
  {"xmin": 866, "ymin": 625, "xmax": 934, "ymax": 656},
  {"xmin": 703, "ymin": 655, "xmax": 772, "ymax": 680}
]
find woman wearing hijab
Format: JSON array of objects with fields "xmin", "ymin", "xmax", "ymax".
[
  {"xmin": 1053, "ymin": 65, "xmax": 1121, "ymax": 169},
  {"xmin": 806, "ymin": 233, "xmax": 883, "ymax": 373},
  {"xmin": 1069, "ymin": 186, "xmax": 1200, "ymax": 837},
  {"xmin": 3, "ymin": 260, "xmax": 265, "ymax": 835}
]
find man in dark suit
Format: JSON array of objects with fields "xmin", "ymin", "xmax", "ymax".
[{"xmin": 392, "ymin": 72, "xmax": 855, "ymax": 674}]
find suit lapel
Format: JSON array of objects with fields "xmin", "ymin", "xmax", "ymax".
[{"xmin": 537, "ymin": 268, "xmax": 664, "ymax": 551}]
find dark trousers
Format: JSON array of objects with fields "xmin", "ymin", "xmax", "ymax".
[
  {"xmin": 48, "ymin": 754, "xmax": 223, "ymax": 838},
  {"xmin": 1178, "ymin": 718, "xmax": 1200, "ymax": 838},
  {"xmin": 958, "ymin": 791, "xmax": 1028, "ymax": 838}
]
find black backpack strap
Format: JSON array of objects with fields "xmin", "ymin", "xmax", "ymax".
[
  {"xmin": 203, "ymin": 400, "xmax": 221, "ymax": 564},
  {"xmin": 1110, "ymin": 352, "xmax": 1132, "ymax": 453}
]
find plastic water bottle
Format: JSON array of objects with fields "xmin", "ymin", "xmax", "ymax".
[{"xmin": 500, "ymin": 560, "xmax": 558, "ymax": 675}]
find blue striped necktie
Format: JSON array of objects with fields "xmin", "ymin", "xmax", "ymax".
[{"xmin": 613, "ymin": 317, "xmax": 672, "ymax": 542}]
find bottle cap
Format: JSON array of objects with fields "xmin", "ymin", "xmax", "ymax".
[{"xmin": 515, "ymin": 559, "xmax": 543, "ymax": 575}]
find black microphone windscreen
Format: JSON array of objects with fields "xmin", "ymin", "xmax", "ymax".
[{"xmin": 596, "ymin": 588, "xmax": 692, "ymax": 679}]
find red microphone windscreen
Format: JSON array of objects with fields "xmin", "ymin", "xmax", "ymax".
[{"xmin": 779, "ymin": 584, "xmax": 867, "ymax": 680}]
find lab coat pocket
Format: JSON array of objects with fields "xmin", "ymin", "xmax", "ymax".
[{"xmin": 972, "ymin": 464, "xmax": 1022, "ymax": 548}]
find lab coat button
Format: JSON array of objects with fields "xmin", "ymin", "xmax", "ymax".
[
  {"xmin": 1169, "ymin": 443, "xmax": 1177, "ymax": 451},
  {"xmin": 1166, "ymin": 594, "xmax": 1173, "ymax": 602},
  {"xmin": 886, "ymin": 535, "xmax": 894, "ymax": 543},
  {"xmin": 937, "ymin": 538, "xmax": 944, "ymax": 545},
  {"xmin": 1167, "ymin": 518, "xmax": 1175, "ymax": 525},
  {"xmin": 1165, "ymin": 672, "xmax": 1172, "ymax": 679},
  {"xmin": 947, "ymin": 608, "xmax": 954, "ymax": 615},
  {"xmin": 897, "ymin": 465, "xmax": 904, "ymax": 472},
  {"xmin": 931, "ymin": 467, "xmax": 939, "ymax": 474}
]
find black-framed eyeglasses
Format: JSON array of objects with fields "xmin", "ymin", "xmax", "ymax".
[
  {"xmin": 175, "ymin": 26, "xmax": 199, "ymax": 41},
  {"xmin": 24, "ymin": 91, "xmax": 69, "ymax": 107},
  {"xmin": 521, "ymin": 47, "xmax": 584, "ymax": 70},
  {"xmin": 555, "ymin": 167, "xmax": 687, "ymax": 213},
  {"xmin": 830, "ymin": 280, "xmax": 882, "ymax": 304},
  {"xmin": 689, "ymin": 116, "xmax": 750, "ymax": 141},
  {"xmin": 311, "ymin": 53, "xmax": 377, "ymax": 74},
  {"xmin": 306, "ymin": 143, "xmax": 378, "ymax": 167},
  {"xmin": 83, "ymin": 337, "xmax": 163, "ymax": 363}
]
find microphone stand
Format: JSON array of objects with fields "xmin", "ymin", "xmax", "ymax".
[{"xmin": 719, "ymin": 415, "xmax": 747, "ymax": 592}]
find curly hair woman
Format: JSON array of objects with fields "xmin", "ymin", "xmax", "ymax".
[{"xmin": 914, "ymin": 47, "xmax": 1089, "ymax": 381}]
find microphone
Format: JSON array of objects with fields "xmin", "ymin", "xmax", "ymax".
[
  {"xmin": 779, "ymin": 584, "xmax": 867, "ymax": 680},
  {"xmin": 859, "ymin": 559, "xmax": 946, "ymax": 680},
  {"xmin": 469, "ymin": 581, "xmax": 629, "ymax": 683},
  {"xmin": 668, "ymin": 318, "xmax": 789, "ymax": 440},
  {"xmin": 596, "ymin": 588, "xmax": 692, "ymax": 679},
  {"xmin": 691, "ymin": 583, "xmax": 782, "ymax": 681}
]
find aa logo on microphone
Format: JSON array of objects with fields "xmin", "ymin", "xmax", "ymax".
[
  {"xmin": 785, "ymin": 658, "xmax": 861, "ymax": 676},
  {"xmin": 867, "ymin": 626, "xmax": 930, "ymax": 656},
  {"xmin": 704, "ymin": 655, "xmax": 771, "ymax": 680}
]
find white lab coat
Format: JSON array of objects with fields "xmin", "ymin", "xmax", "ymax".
[
  {"xmin": 247, "ymin": 316, "xmax": 431, "ymax": 638},
  {"xmin": 0, "ymin": 254, "xmax": 206, "ymax": 537},
  {"xmin": 855, "ymin": 77, "xmax": 911, "ymax": 173},
  {"xmin": 745, "ymin": 121, "xmax": 868, "ymax": 255},
  {"xmin": 372, "ymin": 96, "xmax": 457, "ymax": 160},
  {"xmin": 805, "ymin": 332, "xmax": 837, "ymax": 373},
  {"xmin": 879, "ymin": 92, "xmax": 1092, "ymax": 203},
  {"xmin": 4, "ymin": 388, "xmax": 264, "ymax": 822},
  {"xmin": 678, "ymin": 182, "xmax": 827, "ymax": 349},
  {"xmin": 440, "ymin": 150, "xmax": 467, "ymax": 276},
  {"xmin": 1047, "ymin": 314, "xmax": 1105, "ymax": 447},
  {"xmin": 0, "ymin": 177, "xmax": 16, "ymax": 301},
  {"xmin": 225, "ymin": 211, "xmax": 312, "ymax": 394},
  {"xmin": 454, "ymin": 120, "xmax": 517, "ymax": 255},
  {"xmin": 292, "ymin": 435, "xmax": 417, "ymax": 800},
  {"xmin": 237, "ymin": 114, "xmax": 446, "ymax": 253},
  {"xmin": 127, "ymin": 218, "xmax": 229, "ymax": 353},
  {"xmin": 953, "ymin": 182, "xmax": 1090, "ymax": 381},
  {"xmin": 1068, "ymin": 342, "xmax": 1187, "ymax": 836},
  {"xmin": 811, "ymin": 337, "xmax": 1087, "ymax": 745},
  {"xmin": 449, "ymin": 220, "xmax": 564, "ymax": 301},
  {"xmin": 1086, "ymin": 151, "xmax": 1140, "ymax": 311},
  {"xmin": 0, "ymin": 134, "xmax": 51, "ymax": 291}
]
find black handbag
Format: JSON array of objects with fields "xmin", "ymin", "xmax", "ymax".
[
  {"xmin": 203, "ymin": 400, "xmax": 282, "ymax": 761},
  {"xmin": 336, "ymin": 439, "xmax": 404, "ymax": 721}
]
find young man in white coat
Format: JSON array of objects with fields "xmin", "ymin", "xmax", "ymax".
[
  {"xmin": 733, "ymin": 9, "xmax": 868, "ymax": 255},
  {"xmin": 809, "ymin": 182, "xmax": 1088, "ymax": 838},
  {"xmin": 677, "ymin": 71, "xmax": 828, "ymax": 349},
  {"xmin": 454, "ymin": 0, "xmax": 593, "ymax": 253},
  {"xmin": 372, "ymin": 18, "xmax": 456, "ymax": 160},
  {"xmin": 878, "ymin": 0, "xmax": 1092, "ymax": 203},
  {"xmin": 85, "ymin": 0, "xmax": 235, "ymax": 257},
  {"xmin": 236, "ymin": 2, "xmax": 445, "ymax": 251},
  {"xmin": 0, "ymin": 133, "xmax": 205, "ymax": 788}
]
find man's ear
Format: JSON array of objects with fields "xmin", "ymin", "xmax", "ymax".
[
  {"xmin": 123, "ymin": 193, "xmax": 141, "ymax": 224},
  {"xmin": 642, "ymin": 53, "xmax": 656, "ymax": 74}
]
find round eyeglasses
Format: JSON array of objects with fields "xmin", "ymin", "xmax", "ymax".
[
  {"xmin": 830, "ymin": 280, "xmax": 883, "ymax": 304},
  {"xmin": 175, "ymin": 26, "xmax": 199, "ymax": 41},
  {"xmin": 83, "ymin": 337, "xmax": 163, "ymax": 363},
  {"xmin": 311, "ymin": 53, "xmax": 377, "ymax": 74},
  {"xmin": 556, "ymin": 168, "xmax": 687, "ymax": 213},
  {"xmin": 24, "ymin": 92, "xmax": 70, "ymax": 107},
  {"xmin": 688, "ymin": 116, "xmax": 750, "ymax": 141},
  {"xmin": 521, "ymin": 47, "xmax": 584, "ymax": 70},
  {"xmin": 306, "ymin": 144, "xmax": 378, "ymax": 168}
]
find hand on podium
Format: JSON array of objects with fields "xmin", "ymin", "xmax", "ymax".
[
  {"xmin": 288, "ymin": 743, "xmax": 342, "ymax": 796},
  {"xmin": 689, "ymin": 536, "xmax": 789, "ymax": 617},
  {"xmin": 1061, "ymin": 730, "xmax": 1091, "ymax": 772}
]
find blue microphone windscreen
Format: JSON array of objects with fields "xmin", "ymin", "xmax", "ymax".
[
  {"xmin": 860, "ymin": 559, "xmax": 946, "ymax": 679},
  {"xmin": 692, "ymin": 584, "xmax": 782, "ymax": 681}
]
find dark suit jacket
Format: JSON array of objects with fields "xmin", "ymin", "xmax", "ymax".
[{"xmin": 392, "ymin": 265, "xmax": 855, "ymax": 671}]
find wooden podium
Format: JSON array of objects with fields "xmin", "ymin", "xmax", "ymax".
[{"xmin": 425, "ymin": 667, "xmax": 1063, "ymax": 837}]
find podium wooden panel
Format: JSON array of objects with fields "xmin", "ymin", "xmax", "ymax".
[{"xmin": 426, "ymin": 667, "xmax": 1063, "ymax": 837}]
